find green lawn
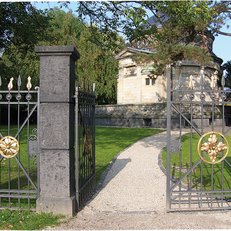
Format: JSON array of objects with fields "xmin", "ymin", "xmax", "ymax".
[
  {"xmin": 0, "ymin": 126, "xmax": 163, "ymax": 230},
  {"xmin": 162, "ymin": 133, "xmax": 231, "ymax": 190},
  {"xmin": 0, "ymin": 125, "xmax": 37, "ymax": 210},
  {"xmin": 0, "ymin": 210, "xmax": 63, "ymax": 230},
  {"xmin": 95, "ymin": 127, "xmax": 163, "ymax": 182}
]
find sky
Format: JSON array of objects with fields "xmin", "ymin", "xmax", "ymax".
[
  {"xmin": 32, "ymin": 1, "xmax": 231, "ymax": 64},
  {"xmin": 213, "ymin": 26, "xmax": 231, "ymax": 64}
]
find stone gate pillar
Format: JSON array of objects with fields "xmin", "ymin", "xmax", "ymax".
[{"xmin": 35, "ymin": 46, "xmax": 80, "ymax": 216}]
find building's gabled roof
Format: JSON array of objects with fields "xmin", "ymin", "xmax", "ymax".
[{"xmin": 115, "ymin": 47, "xmax": 155, "ymax": 60}]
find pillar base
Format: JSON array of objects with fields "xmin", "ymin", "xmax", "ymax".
[{"xmin": 36, "ymin": 196, "xmax": 77, "ymax": 217}]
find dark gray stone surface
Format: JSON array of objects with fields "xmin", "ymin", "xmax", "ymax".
[
  {"xmin": 36, "ymin": 196, "xmax": 77, "ymax": 217},
  {"xmin": 95, "ymin": 104, "xmax": 218, "ymax": 129},
  {"xmin": 36, "ymin": 46, "xmax": 78, "ymax": 216},
  {"xmin": 39, "ymin": 103, "xmax": 74, "ymax": 149},
  {"xmin": 35, "ymin": 45, "xmax": 80, "ymax": 60},
  {"xmin": 39, "ymin": 149, "xmax": 74, "ymax": 197},
  {"xmin": 39, "ymin": 58, "xmax": 76, "ymax": 102}
]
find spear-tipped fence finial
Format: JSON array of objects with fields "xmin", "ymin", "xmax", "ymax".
[
  {"xmin": 8, "ymin": 77, "xmax": 14, "ymax": 91},
  {"xmin": 17, "ymin": 75, "xmax": 21, "ymax": 88},
  {"xmin": 26, "ymin": 76, "xmax": 32, "ymax": 91}
]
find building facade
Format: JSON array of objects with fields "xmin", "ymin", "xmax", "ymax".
[
  {"xmin": 116, "ymin": 47, "xmax": 166, "ymax": 104},
  {"xmin": 96, "ymin": 32, "xmax": 224, "ymax": 128},
  {"xmin": 116, "ymin": 33, "xmax": 223, "ymax": 105}
]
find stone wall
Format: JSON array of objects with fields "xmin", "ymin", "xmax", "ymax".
[
  {"xmin": 96, "ymin": 103, "xmax": 167, "ymax": 128},
  {"xmin": 96, "ymin": 104, "xmax": 223, "ymax": 128}
]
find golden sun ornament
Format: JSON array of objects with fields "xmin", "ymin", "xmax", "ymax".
[
  {"xmin": 0, "ymin": 136, "xmax": 19, "ymax": 158},
  {"xmin": 197, "ymin": 132, "xmax": 228, "ymax": 164}
]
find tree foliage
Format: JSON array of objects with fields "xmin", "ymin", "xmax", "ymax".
[
  {"xmin": 1, "ymin": 1, "xmax": 231, "ymax": 103},
  {"xmin": 0, "ymin": 7, "xmax": 122, "ymax": 104},
  {"xmin": 74, "ymin": 1, "xmax": 231, "ymax": 40},
  {"xmin": 0, "ymin": 2, "xmax": 49, "ymax": 88},
  {"xmin": 0, "ymin": 2, "xmax": 49, "ymax": 51},
  {"xmin": 42, "ymin": 8, "xmax": 122, "ymax": 104},
  {"xmin": 67, "ymin": 1, "xmax": 231, "ymax": 73}
]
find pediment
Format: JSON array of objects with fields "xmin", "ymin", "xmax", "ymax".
[
  {"xmin": 115, "ymin": 49, "xmax": 135, "ymax": 60},
  {"xmin": 116, "ymin": 47, "xmax": 155, "ymax": 60}
]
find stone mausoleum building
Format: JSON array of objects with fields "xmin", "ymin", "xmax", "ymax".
[
  {"xmin": 115, "ymin": 39, "xmax": 222, "ymax": 105},
  {"xmin": 96, "ymin": 30, "xmax": 223, "ymax": 128},
  {"xmin": 116, "ymin": 47, "xmax": 166, "ymax": 104}
]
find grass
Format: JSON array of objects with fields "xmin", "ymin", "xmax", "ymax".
[
  {"xmin": 0, "ymin": 126, "xmax": 163, "ymax": 229},
  {"xmin": 162, "ymin": 133, "xmax": 231, "ymax": 190},
  {"xmin": 0, "ymin": 209, "xmax": 63, "ymax": 230},
  {"xmin": 0, "ymin": 125, "xmax": 37, "ymax": 209},
  {"xmin": 95, "ymin": 127, "xmax": 163, "ymax": 182}
]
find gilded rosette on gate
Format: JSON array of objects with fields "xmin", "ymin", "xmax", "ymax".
[
  {"xmin": 197, "ymin": 132, "xmax": 229, "ymax": 164},
  {"xmin": 0, "ymin": 136, "xmax": 19, "ymax": 158}
]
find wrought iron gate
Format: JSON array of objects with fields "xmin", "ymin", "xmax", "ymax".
[
  {"xmin": 167, "ymin": 64, "xmax": 231, "ymax": 211},
  {"xmin": 75, "ymin": 85, "xmax": 96, "ymax": 209},
  {"xmin": 0, "ymin": 76, "xmax": 39, "ymax": 210}
]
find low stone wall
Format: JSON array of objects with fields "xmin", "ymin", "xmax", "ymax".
[
  {"xmin": 96, "ymin": 103, "xmax": 224, "ymax": 128},
  {"xmin": 96, "ymin": 103, "xmax": 167, "ymax": 128}
]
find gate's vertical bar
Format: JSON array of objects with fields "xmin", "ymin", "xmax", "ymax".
[
  {"xmin": 221, "ymin": 75, "xmax": 225, "ymax": 208},
  {"xmin": 0, "ymin": 76, "xmax": 1, "ymax": 208},
  {"xmin": 84, "ymin": 90, "xmax": 87, "ymax": 202},
  {"xmin": 200, "ymin": 67, "xmax": 204, "ymax": 208},
  {"xmin": 83, "ymin": 93, "xmax": 86, "ymax": 189},
  {"xmin": 189, "ymin": 92, "xmax": 193, "ymax": 209},
  {"xmin": 27, "ymin": 87, "xmax": 31, "ymax": 209},
  {"xmin": 17, "ymin": 76, "xmax": 21, "ymax": 208},
  {"xmin": 79, "ymin": 93, "xmax": 83, "ymax": 203},
  {"xmin": 36, "ymin": 86, "xmax": 40, "ymax": 201},
  {"xmin": 86, "ymin": 90, "xmax": 88, "ymax": 182},
  {"xmin": 92, "ymin": 83, "xmax": 96, "ymax": 180},
  {"xmin": 211, "ymin": 84, "xmax": 215, "ymax": 208},
  {"xmin": 7, "ymin": 84, "xmax": 11, "ymax": 207},
  {"xmin": 166, "ymin": 64, "xmax": 172, "ymax": 211},
  {"xmin": 75, "ymin": 86, "xmax": 79, "ymax": 210},
  {"xmin": 179, "ymin": 101, "xmax": 182, "ymax": 209}
]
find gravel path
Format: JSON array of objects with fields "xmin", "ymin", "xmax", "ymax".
[{"xmin": 54, "ymin": 132, "xmax": 231, "ymax": 230}]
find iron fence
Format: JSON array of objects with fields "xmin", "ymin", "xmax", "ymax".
[
  {"xmin": 0, "ymin": 76, "xmax": 39, "ymax": 210},
  {"xmin": 167, "ymin": 65, "xmax": 231, "ymax": 211},
  {"xmin": 0, "ymin": 75, "xmax": 97, "ymax": 212},
  {"xmin": 75, "ymin": 85, "xmax": 96, "ymax": 209}
]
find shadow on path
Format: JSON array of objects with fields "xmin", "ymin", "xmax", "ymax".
[{"xmin": 86, "ymin": 158, "xmax": 131, "ymax": 207}]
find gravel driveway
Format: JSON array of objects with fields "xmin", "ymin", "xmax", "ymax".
[{"xmin": 54, "ymin": 132, "xmax": 231, "ymax": 229}]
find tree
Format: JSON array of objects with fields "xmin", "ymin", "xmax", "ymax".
[
  {"xmin": 0, "ymin": 2, "xmax": 49, "ymax": 51},
  {"xmin": 63, "ymin": 1, "xmax": 231, "ymax": 73},
  {"xmin": 43, "ymin": 8, "xmax": 122, "ymax": 104},
  {"xmin": 1, "ymin": 8, "xmax": 122, "ymax": 104},
  {"xmin": 0, "ymin": 2, "xmax": 49, "ymax": 88},
  {"xmin": 0, "ymin": 44, "xmax": 40, "ymax": 88}
]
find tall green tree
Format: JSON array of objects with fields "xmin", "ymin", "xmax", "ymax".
[
  {"xmin": 43, "ymin": 8, "xmax": 122, "ymax": 104},
  {"xmin": 1, "ymin": 8, "xmax": 122, "ymax": 104},
  {"xmin": 0, "ymin": 2, "xmax": 49, "ymax": 88},
  {"xmin": 0, "ymin": 2, "xmax": 49, "ymax": 51},
  {"xmin": 0, "ymin": 44, "xmax": 40, "ymax": 88}
]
